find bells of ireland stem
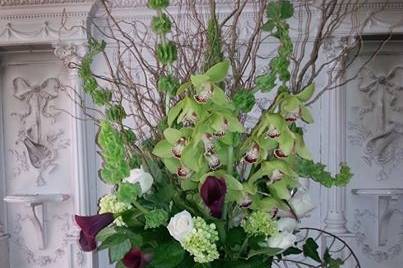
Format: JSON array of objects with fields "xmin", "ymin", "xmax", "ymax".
[{"xmin": 200, "ymin": 176, "xmax": 227, "ymax": 218}]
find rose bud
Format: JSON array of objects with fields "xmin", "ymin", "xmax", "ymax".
[
  {"xmin": 195, "ymin": 82, "xmax": 213, "ymax": 103},
  {"xmin": 274, "ymin": 149, "xmax": 287, "ymax": 159},
  {"xmin": 213, "ymin": 119, "xmax": 229, "ymax": 137},
  {"xmin": 177, "ymin": 166, "xmax": 190, "ymax": 177},
  {"xmin": 200, "ymin": 176, "xmax": 227, "ymax": 218},
  {"xmin": 123, "ymin": 247, "xmax": 148, "ymax": 268},
  {"xmin": 205, "ymin": 150, "xmax": 221, "ymax": 170},
  {"xmin": 244, "ymin": 144, "xmax": 260, "ymax": 163},
  {"xmin": 75, "ymin": 213, "xmax": 114, "ymax": 252},
  {"xmin": 172, "ymin": 137, "xmax": 187, "ymax": 158},
  {"xmin": 266, "ymin": 125, "xmax": 280, "ymax": 139}
]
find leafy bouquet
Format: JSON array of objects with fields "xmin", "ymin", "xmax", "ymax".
[{"xmin": 75, "ymin": 0, "xmax": 353, "ymax": 267}]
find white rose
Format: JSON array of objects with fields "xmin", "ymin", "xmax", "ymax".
[
  {"xmin": 167, "ymin": 210, "xmax": 194, "ymax": 242},
  {"xmin": 277, "ymin": 218, "xmax": 298, "ymax": 233},
  {"xmin": 289, "ymin": 191, "xmax": 315, "ymax": 218},
  {"xmin": 267, "ymin": 232, "xmax": 296, "ymax": 249},
  {"xmin": 123, "ymin": 168, "xmax": 153, "ymax": 194}
]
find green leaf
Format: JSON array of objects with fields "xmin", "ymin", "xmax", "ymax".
[
  {"xmin": 262, "ymin": 20, "xmax": 276, "ymax": 32},
  {"xmin": 116, "ymin": 183, "xmax": 141, "ymax": 203},
  {"xmin": 96, "ymin": 226, "xmax": 116, "ymax": 242},
  {"xmin": 323, "ymin": 248, "xmax": 344, "ymax": 268},
  {"xmin": 99, "ymin": 233, "xmax": 129, "ymax": 250},
  {"xmin": 167, "ymin": 99, "xmax": 185, "ymax": 126},
  {"xmin": 205, "ymin": 60, "xmax": 230, "ymax": 82},
  {"xmin": 303, "ymin": 238, "xmax": 321, "ymax": 263},
  {"xmin": 296, "ymin": 84, "xmax": 315, "ymax": 102},
  {"xmin": 149, "ymin": 241, "xmax": 185, "ymax": 268},
  {"xmin": 153, "ymin": 140, "xmax": 173, "ymax": 158},
  {"xmin": 247, "ymin": 247, "xmax": 283, "ymax": 259},
  {"xmin": 109, "ymin": 239, "xmax": 131, "ymax": 263},
  {"xmin": 224, "ymin": 175, "xmax": 243, "ymax": 202}
]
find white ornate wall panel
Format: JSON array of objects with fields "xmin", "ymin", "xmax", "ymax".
[{"xmin": 345, "ymin": 41, "xmax": 403, "ymax": 268}]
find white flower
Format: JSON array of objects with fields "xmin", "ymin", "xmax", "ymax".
[
  {"xmin": 167, "ymin": 210, "xmax": 194, "ymax": 242},
  {"xmin": 123, "ymin": 167, "xmax": 154, "ymax": 194},
  {"xmin": 277, "ymin": 218, "xmax": 298, "ymax": 233},
  {"xmin": 267, "ymin": 232, "xmax": 296, "ymax": 249},
  {"xmin": 289, "ymin": 190, "xmax": 315, "ymax": 218}
]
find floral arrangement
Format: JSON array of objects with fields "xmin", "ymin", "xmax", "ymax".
[{"xmin": 75, "ymin": 0, "xmax": 353, "ymax": 267}]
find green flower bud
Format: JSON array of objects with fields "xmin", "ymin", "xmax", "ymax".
[
  {"xmin": 156, "ymin": 41, "xmax": 177, "ymax": 65},
  {"xmin": 157, "ymin": 74, "xmax": 180, "ymax": 95},
  {"xmin": 147, "ymin": 0, "xmax": 169, "ymax": 9},
  {"xmin": 151, "ymin": 13, "xmax": 172, "ymax": 34},
  {"xmin": 233, "ymin": 90, "xmax": 256, "ymax": 113},
  {"xmin": 106, "ymin": 105, "xmax": 127, "ymax": 121}
]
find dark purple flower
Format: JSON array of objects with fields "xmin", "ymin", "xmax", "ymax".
[
  {"xmin": 200, "ymin": 176, "xmax": 227, "ymax": 218},
  {"xmin": 123, "ymin": 248, "xmax": 147, "ymax": 268},
  {"xmin": 75, "ymin": 213, "xmax": 114, "ymax": 252}
]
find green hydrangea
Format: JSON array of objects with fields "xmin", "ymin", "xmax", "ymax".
[
  {"xmin": 145, "ymin": 209, "xmax": 169, "ymax": 229},
  {"xmin": 241, "ymin": 211, "xmax": 277, "ymax": 237},
  {"xmin": 99, "ymin": 194, "xmax": 132, "ymax": 226},
  {"xmin": 182, "ymin": 217, "xmax": 219, "ymax": 263}
]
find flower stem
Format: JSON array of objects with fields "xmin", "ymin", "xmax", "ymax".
[
  {"xmin": 132, "ymin": 200, "xmax": 148, "ymax": 214},
  {"xmin": 227, "ymin": 145, "xmax": 234, "ymax": 175}
]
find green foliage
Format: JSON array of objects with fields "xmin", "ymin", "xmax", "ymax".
[
  {"xmin": 152, "ymin": 13, "xmax": 172, "ymax": 34},
  {"xmin": 323, "ymin": 248, "xmax": 344, "ymax": 268},
  {"xmin": 149, "ymin": 241, "xmax": 185, "ymax": 268},
  {"xmin": 109, "ymin": 239, "xmax": 132, "ymax": 263},
  {"xmin": 147, "ymin": 0, "xmax": 169, "ymax": 9},
  {"xmin": 158, "ymin": 74, "xmax": 180, "ymax": 95},
  {"xmin": 233, "ymin": 90, "xmax": 256, "ymax": 113},
  {"xmin": 156, "ymin": 41, "xmax": 177, "ymax": 65},
  {"xmin": 145, "ymin": 209, "xmax": 169, "ymax": 229},
  {"xmin": 302, "ymin": 238, "xmax": 321, "ymax": 262},
  {"xmin": 266, "ymin": 0, "xmax": 294, "ymax": 19},
  {"xmin": 294, "ymin": 157, "xmax": 353, "ymax": 187}
]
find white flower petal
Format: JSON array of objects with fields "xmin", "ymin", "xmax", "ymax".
[
  {"xmin": 167, "ymin": 210, "xmax": 194, "ymax": 242},
  {"xmin": 267, "ymin": 232, "xmax": 296, "ymax": 249}
]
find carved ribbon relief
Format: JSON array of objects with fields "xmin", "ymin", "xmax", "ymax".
[
  {"xmin": 348, "ymin": 66, "xmax": 403, "ymax": 180},
  {"xmin": 10, "ymin": 77, "xmax": 70, "ymax": 186}
]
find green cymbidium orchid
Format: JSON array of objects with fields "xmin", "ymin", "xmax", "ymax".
[{"xmin": 278, "ymin": 84, "xmax": 315, "ymax": 124}]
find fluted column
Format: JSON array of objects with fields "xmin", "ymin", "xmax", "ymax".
[
  {"xmin": 54, "ymin": 42, "xmax": 97, "ymax": 268},
  {"xmin": 322, "ymin": 36, "xmax": 350, "ymax": 234}
]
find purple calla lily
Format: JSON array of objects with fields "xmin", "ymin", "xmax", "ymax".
[
  {"xmin": 123, "ymin": 248, "xmax": 147, "ymax": 268},
  {"xmin": 200, "ymin": 176, "xmax": 227, "ymax": 218},
  {"xmin": 75, "ymin": 213, "xmax": 114, "ymax": 252}
]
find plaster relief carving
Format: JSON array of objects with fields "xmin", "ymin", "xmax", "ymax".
[
  {"xmin": 353, "ymin": 209, "xmax": 403, "ymax": 262},
  {"xmin": 10, "ymin": 213, "xmax": 73, "ymax": 267},
  {"xmin": 348, "ymin": 66, "xmax": 403, "ymax": 180},
  {"xmin": 10, "ymin": 77, "xmax": 70, "ymax": 186}
]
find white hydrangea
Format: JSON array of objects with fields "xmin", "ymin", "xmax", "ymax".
[{"xmin": 99, "ymin": 194, "xmax": 132, "ymax": 226}]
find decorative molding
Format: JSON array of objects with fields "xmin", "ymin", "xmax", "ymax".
[
  {"xmin": 353, "ymin": 208, "xmax": 403, "ymax": 263},
  {"xmin": 10, "ymin": 77, "xmax": 70, "ymax": 186},
  {"xmin": 0, "ymin": 0, "xmax": 91, "ymax": 7},
  {"xmin": 348, "ymin": 66, "xmax": 403, "ymax": 180}
]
